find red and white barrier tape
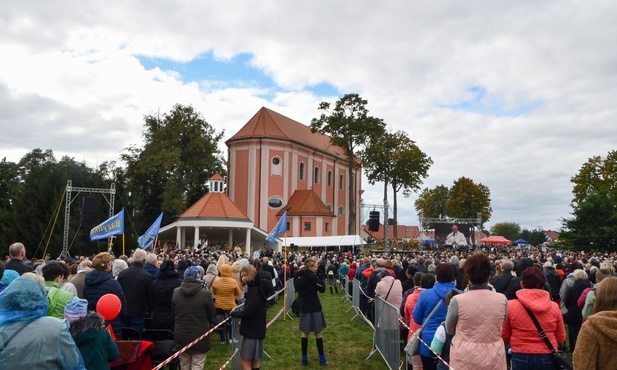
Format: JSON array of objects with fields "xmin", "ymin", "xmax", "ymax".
[
  {"xmin": 151, "ymin": 316, "xmax": 232, "ymax": 370},
  {"xmin": 217, "ymin": 348, "xmax": 239, "ymax": 370},
  {"xmin": 153, "ymin": 286, "xmax": 286, "ymax": 370},
  {"xmin": 398, "ymin": 317, "xmax": 454, "ymax": 370}
]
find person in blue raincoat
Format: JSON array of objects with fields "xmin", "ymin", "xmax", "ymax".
[{"xmin": 0, "ymin": 277, "xmax": 85, "ymax": 369}]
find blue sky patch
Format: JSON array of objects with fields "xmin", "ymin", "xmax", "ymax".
[
  {"xmin": 444, "ymin": 86, "xmax": 540, "ymax": 117},
  {"xmin": 137, "ymin": 52, "xmax": 339, "ymax": 97}
]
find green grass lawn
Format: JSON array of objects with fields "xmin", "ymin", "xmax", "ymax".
[{"xmin": 203, "ymin": 289, "xmax": 391, "ymax": 369}]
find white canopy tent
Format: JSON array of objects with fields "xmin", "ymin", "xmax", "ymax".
[{"xmin": 284, "ymin": 235, "xmax": 365, "ymax": 249}]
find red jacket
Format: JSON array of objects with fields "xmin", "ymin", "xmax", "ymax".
[{"xmin": 502, "ymin": 289, "xmax": 566, "ymax": 354}]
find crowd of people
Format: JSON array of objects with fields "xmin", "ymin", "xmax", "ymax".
[{"xmin": 3, "ymin": 232, "xmax": 617, "ymax": 369}]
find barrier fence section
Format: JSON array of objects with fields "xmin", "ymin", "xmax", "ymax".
[
  {"xmin": 153, "ymin": 285, "xmax": 287, "ymax": 370},
  {"xmin": 374, "ymin": 297, "xmax": 401, "ymax": 370},
  {"xmin": 341, "ymin": 276, "xmax": 352, "ymax": 304},
  {"xmin": 285, "ymin": 278, "xmax": 296, "ymax": 319}
]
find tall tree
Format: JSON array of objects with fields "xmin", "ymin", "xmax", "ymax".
[
  {"xmin": 489, "ymin": 222, "xmax": 521, "ymax": 242},
  {"xmin": 122, "ymin": 104, "xmax": 226, "ymax": 235},
  {"xmin": 414, "ymin": 185, "xmax": 450, "ymax": 229},
  {"xmin": 311, "ymin": 94, "xmax": 386, "ymax": 234},
  {"xmin": 561, "ymin": 150, "xmax": 617, "ymax": 251},
  {"xmin": 447, "ymin": 177, "xmax": 492, "ymax": 226},
  {"xmin": 364, "ymin": 130, "xmax": 432, "ymax": 239}
]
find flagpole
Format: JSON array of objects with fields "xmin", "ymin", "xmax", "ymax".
[
  {"xmin": 122, "ymin": 233, "xmax": 125, "ymax": 256},
  {"xmin": 283, "ymin": 231, "xmax": 287, "ymax": 321}
]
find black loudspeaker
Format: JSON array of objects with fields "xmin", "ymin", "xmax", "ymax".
[
  {"xmin": 368, "ymin": 211, "xmax": 380, "ymax": 231},
  {"xmin": 82, "ymin": 197, "xmax": 97, "ymax": 227}
]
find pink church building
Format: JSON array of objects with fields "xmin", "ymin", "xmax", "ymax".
[{"xmin": 226, "ymin": 107, "xmax": 362, "ymax": 238}]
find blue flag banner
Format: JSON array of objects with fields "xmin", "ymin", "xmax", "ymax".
[
  {"xmin": 266, "ymin": 210, "xmax": 287, "ymax": 244},
  {"xmin": 90, "ymin": 209, "xmax": 125, "ymax": 241},
  {"xmin": 138, "ymin": 212, "xmax": 163, "ymax": 250}
]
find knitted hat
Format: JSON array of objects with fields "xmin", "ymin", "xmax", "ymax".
[
  {"xmin": 184, "ymin": 266, "xmax": 200, "ymax": 279},
  {"xmin": 64, "ymin": 297, "xmax": 88, "ymax": 322}
]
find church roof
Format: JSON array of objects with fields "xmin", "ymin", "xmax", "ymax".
[
  {"xmin": 180, "ymin": 192, "xmax": 250, "ymax": 221},
  {"xmin": 226, "ymin": 107, "xmax": 347, "ymax": 160},
  {"xmin": 277, "ymin": 189, "xmax": 336, "ymax": 217}
]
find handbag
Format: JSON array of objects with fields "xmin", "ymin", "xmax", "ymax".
[
  {"xmin": 523, "ymin": 306, "xmax": 573, "ymax": 370},
  {"xmin": 404, "ymin": 298, "xmax": 443, "ymax": 356}
]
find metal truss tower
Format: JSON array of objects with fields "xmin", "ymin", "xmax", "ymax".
[{"xmin": 60, "ymin": 180, "xmax": 116, "ymax": 259}]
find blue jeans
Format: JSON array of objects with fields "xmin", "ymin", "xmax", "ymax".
[{"xmin": 511, "ymin": 353, "xmax": 555, "ymax": 370}]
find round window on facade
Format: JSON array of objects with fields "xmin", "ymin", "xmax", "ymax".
[
  {"xmin": 338, "ymin": 206, "xmax": 345, "ymax": 216},
  {"xmin": 272, "ymin": 157, "xmax": 281, "ymax": 165},
  {"xmin": 268, "ymin": 197, "xmax": 283, "ymax": 208}
]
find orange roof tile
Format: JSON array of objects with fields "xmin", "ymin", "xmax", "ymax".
[
  {"xmin": 226, "ymin": 107, "xmax": 348, "ymax": 161},
  {"xmin": 276, "ymin": 189, "xmax": 336, "ymax": 217},
  {"xmin": 180, "ymin": 192, "xmax": 250, "ymax": 220},
  {"xmin": 209, "ymin": 174, "xmax": 225, "ymax": 181}
]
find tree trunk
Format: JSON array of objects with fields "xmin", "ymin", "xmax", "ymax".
[
  {"xmin": 392, "ymin": 182, "xmax": 398, "ymax": 240},
  {"xmin": 347, "ymin": 154, "xmax": 355, "ymax": 235}
]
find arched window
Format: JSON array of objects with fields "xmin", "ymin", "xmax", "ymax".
[
  {"xmin": 339, "ymin": 174, "xmax": 344, "ymax": 190},
  {"xmin": 314, "ymin": 167, "xmax": 319, "ymax": 184},
  {"xmin": 327, "ymin": 171, "xmax": 332, "ymax": 187},
  {"xmin": 299, "ymin": 163, "xmax": 305, "ymax": 180},
  {"xmin": 327, "ymin": 204, "xmax": 333, "ymax": 213}
]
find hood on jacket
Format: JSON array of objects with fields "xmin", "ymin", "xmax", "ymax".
[
  {"xmin": 586, "ymin": 311, "xmax": 617, "ymax": 342},
  {"xmin": 69, "ymin": 311, "xmax": 105, "ymax": 336},
  {"xmin": 220, "ymin": 264, "xmax": 232, "ymax": 278},
  {"xmin": 179, "ymin": 278, "xmax": 204, "ymax": 296},
  {"xmin": 432, "ymin": 281, "xmax": 458, "ymax": 300},
  {"xmin": 206, "ymin": 264, "xmax": 218, "ymax": 276},
  {"xmin": 515, "ymin": 289, "xmax": 553, "ymax": 313},
  {"xmin": 350, "ymin": 262, "xmax": 357, "ymax": 269},
  {"xmin": 515, "ymin": 258, "xmax": 534, "ymax": 277}
]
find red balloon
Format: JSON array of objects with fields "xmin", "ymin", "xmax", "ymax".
[{"xmin": 96, "ymin": 293, "xmax": 121, "ymax": 321}]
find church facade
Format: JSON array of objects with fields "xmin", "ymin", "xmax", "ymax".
[{"xmin": 226, "ymin": 107, "xmax": 362, "ymax": 238}]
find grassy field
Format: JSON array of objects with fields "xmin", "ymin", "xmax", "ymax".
[{"xmin": 203, "ymin": 289, "xmax": 390, "ymax": 369}]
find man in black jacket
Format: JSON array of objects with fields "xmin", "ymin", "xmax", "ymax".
[
  {"xmin": 118, "ymin": 248, "xmax": 153, "ymax": 338},
  {"xmin": 4, "ymin": 242, "xmax": 34, "ymax": 275},
  {"xmin": 490, "ymin": 260, "xmax": 515, "ymax": 294}
]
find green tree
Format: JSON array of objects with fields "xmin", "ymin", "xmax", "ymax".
[
  {"xmin": 520, "ymin": 228, "xmax": 548, "ymax": 247},
  {"xmin": 560, "ymin": 151, "xmax": 617, "ymax": 251},
  {"xmin": 414, "ymin": 185, "xmax": 450, "ymax": 229},
  {"xmin": 1, "ymin": 149, "xmax": 106, "ymax": 258},
  {"xmin": 447, "ymin": 177, "xmax": 492, "ymax": 226},
  {"xmin": 122, "ymin": 104, "xmax": 226, "ymax": 236},
  {"xmin": 489, "ymin": 222, "xmax": 521, "ymax": 242},
  {"xmin": 311, "ymin": 94, "xmax": 386, "ymax": 234},
  {"xmin": 364, "ymin": 130, "xmax": 432, "ymax": 239}
]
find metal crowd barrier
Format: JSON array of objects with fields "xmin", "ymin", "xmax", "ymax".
[
  {"xmin": 371, "ymin": 297, "xmax": 401, "ymax": 370},
  {"xmin": 285, "ymin": 277, "xmax": 296, "ymax": 319}
]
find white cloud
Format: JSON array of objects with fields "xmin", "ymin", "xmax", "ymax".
[{"xmin": 2, "ymin": 0, "xmax": 617, "ymax": 232}]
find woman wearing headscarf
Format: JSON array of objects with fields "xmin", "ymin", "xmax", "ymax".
[
  {"xmin": 230, "ymin": 265, "xmax": 269, "ymax": 370},
  {"xmin": 573, "ymin": 277, "xmax": 617, "ymax": 369},
  {"xmin": 502, "ymin": 266, "xmax": 565, "ymax": 370},
  {"xmin": 445, "ymin": 252, "xmax": 507, "ymax": 370},
  {"xmin": 0, "ymin": 277, "xmax": 85, "ymax": 369},
  {"xmin": 83, "ymin": 252, "xmax": 128, "ymax": 339},
  {"xmin": 172, "ymin": 266, "xmax": 216, "ymax": 370},
  {"xmin": 149, "ymin": 259, "xmax": 182, "ymax": 331}
]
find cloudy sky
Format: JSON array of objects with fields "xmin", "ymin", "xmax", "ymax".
[{"xmin": 2, "ymin": 1, "xmax": 616, "ymax": 232}]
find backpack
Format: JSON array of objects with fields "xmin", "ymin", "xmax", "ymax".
[
  {"xmin": 257, "ymin": 271, "xmax": 274, "ymax": 301},
  {"xmin": 291, "ymin": 296, "xmax": 301, "ymax": 316}
]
